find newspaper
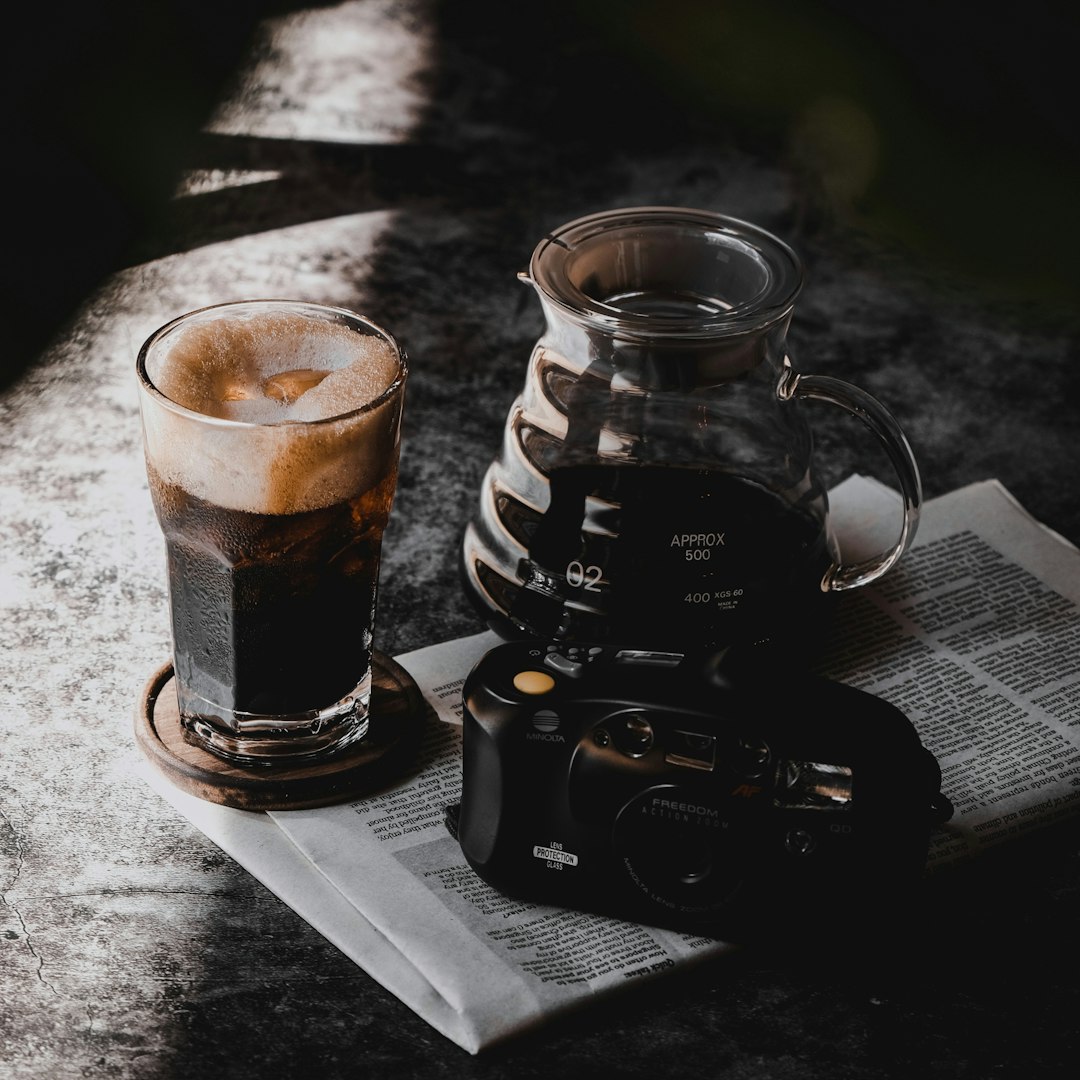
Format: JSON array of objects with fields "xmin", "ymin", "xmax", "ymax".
[{"xmin": 139, "ymin": 475, "xmax": 1080, "ymax": 1053}]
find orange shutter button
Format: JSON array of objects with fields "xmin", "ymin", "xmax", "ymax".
[{"xmin": 512, "ymin": 670, "xmax": 556, "ymax": 695}]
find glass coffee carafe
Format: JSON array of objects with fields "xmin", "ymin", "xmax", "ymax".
[{"xmin": 462, "ymin": 207, "xmax": 921, "ymax": 653}]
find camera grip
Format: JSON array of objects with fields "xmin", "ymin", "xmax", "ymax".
[{"xmin": 458, "ymin": 712, "xmax": 505, "ymax": 867}]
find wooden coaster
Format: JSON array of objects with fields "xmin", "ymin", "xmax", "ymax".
[{"xmin": 135, "ymin": 651, "xmax": 427, "ymax": 811}]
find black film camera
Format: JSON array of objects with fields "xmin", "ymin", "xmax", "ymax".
[{"xmin": 456, "ymin": 641, "xmax": 952, "ymax": 939}]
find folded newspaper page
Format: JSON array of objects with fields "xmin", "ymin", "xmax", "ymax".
[
  {"xmin": 139, "ymin": 475, "xmax": 1080, "ymax": 1053},
  {"xmin": 815, "ymin": 477, "xmax": 1080, "ymax": 867}
]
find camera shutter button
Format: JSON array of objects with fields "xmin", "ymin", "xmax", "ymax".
[{"xmin": 513, "ymin": 670, "xmax": 556, "ymax": 695}]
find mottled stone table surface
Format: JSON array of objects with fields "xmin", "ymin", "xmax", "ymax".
[{"xmin": 2, "ymin": 2, "xmax": 1077, "ymax": 1077}]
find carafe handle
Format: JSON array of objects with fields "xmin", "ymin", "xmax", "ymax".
[{"xmin": 778, "ymin": 358, "xmax": 922, "ymax": 591}]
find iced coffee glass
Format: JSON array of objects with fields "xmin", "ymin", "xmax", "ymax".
[{"xmin": 136, "ymin": 300, "xmax": 407, "ymax": 764}]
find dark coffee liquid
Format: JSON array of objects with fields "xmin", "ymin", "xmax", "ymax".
[
  {"xmin": 505, "ymin": 466, "xmax": 834, "ymax": 651},
  {"xmin": 150, "ymin": 465, "xmax": 394, "ymax": 717}
]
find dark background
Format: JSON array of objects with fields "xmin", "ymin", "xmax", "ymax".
[{"xmin": 5, "ymin": 1, "xmax": 1078, "ymax": 391}]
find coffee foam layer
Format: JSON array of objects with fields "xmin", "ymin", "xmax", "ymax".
[
  {"xmin": 140, "ymin": 310, "xmax": 404, "ymax": 515},
  {"xmin": 148, "ymin": 312, "xmax": 401, "ymax": 422}
]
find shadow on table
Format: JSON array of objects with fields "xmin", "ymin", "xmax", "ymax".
[
  {"xmin": 3, "ymin": 1, "xmax": 266, "ymax": 391},
  {"xmin": 148, "ymin": 816, "xmax": 1078, "ymax": 1076}
]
